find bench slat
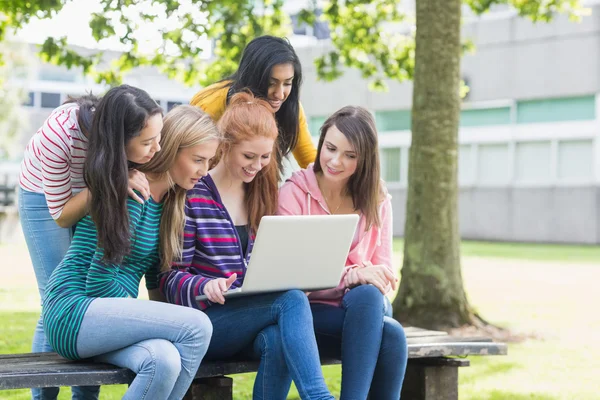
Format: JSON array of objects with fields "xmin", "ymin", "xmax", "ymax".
[{"xmin": 0, "ymin": 340, "xmax": 507, "ymax": 390}]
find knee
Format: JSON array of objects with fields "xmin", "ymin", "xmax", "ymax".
[
  {"xmin": 344, "ymin": 284, "xmax": 385, "ymax": 310},
  {"xmin": 382, "ymin": 317, "xmax": 408, "ymax": 357},
  {"xmin": 280, "ymin": 289, "xmax": 309, "ymax": 308},
  {"xmin": 186, "ymin": 310, "xmax": 213, "ymax": 353},
  {"xmin": 254, "ymin": 325, "xmax": 284, "ymax": 357},
  {"xmin": 139, "ymin": 339, "xmax": 182, "ymax": 380}
]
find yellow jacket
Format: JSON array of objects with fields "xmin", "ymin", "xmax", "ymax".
[{"xmin": 190, "ymin": 82, "xmax": 317, "ymax": 169}]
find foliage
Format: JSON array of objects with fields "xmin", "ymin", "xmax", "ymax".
[{"xmin": 0, "ymin": 0, "xmax": 586, "ymax": 88}]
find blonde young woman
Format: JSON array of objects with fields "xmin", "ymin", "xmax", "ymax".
[{"xmin": 42, "ymin": 93, "xmax": 220, "ymax": 399}]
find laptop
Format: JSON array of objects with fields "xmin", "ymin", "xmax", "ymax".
[{"xmin": 195, "ymin": 214, "xmax": 359, "ymax": 302}]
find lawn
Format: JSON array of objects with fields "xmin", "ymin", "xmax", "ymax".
[{"xmin": 0, "ymin": 240, "xmax": 598, "ymax": 399}]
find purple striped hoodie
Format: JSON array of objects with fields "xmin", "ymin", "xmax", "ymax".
[{"xmin": 159, "ymin": 174, "xmax": 254, "ymax": 310}]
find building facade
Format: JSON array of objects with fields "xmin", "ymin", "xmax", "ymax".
[{"xmin": 296, "ymin": 4, "xmax": 600, "ymax": 244}]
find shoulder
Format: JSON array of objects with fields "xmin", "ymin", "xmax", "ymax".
[
  {"xmin": 186, "ymin": 180, "xmax": 222, "ymax": 210},
  {"xmin": 190, "ymin": 82, "xmax": 230, "ymax": 119},
  {"xmin": 43, "ymin": 104, "xmax": 80, "ymax": 135},
  {"xmin": 378, "ymin": 180, "xmax": 391, "ymax": 204}
]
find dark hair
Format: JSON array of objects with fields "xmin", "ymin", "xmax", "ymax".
[
  {"xmin": 221, "ymin": 36, "xmax": 302, "ymax": 174},
  {"xmin": 63, "ymin": 94, "xmax": 101, "ymax": 137},
  {"xmin": 314, "ymin": 106, "xmax": 382, "ymax": 228},
  {"xmin": 216, "ymin": 91, "xmax": 280, "ymax": 234},
  {"xmin": 84, "ymin": 84, "xmax": 163, "ymax": 264}
]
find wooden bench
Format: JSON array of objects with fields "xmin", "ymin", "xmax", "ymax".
[{"xmin": 0, "ymin": 327, "xmax": 507, "ymax": 400}]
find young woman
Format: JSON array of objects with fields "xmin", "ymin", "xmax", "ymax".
[
  {"xmin": 190, "ymin": 35, "xmax": 316, "ymax": 174},
  {"xmin": 41, "ymin": 88, "xmax": 218, "ymax": 400},
  {"xmin": 160, "ymin": 92, "xmax": 333, "ymax": 400},
  {"xmin": 278, "ymin": 106, "xmax": 409, "ymax": 399},
  {"xmin": 19, "ymin": 93, "xmax": 151, "ymax": 399}
]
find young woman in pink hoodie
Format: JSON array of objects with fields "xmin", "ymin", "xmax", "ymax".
[{"xmin": 278, "ymin": 106, "xmax": 408, "ymax": 399}]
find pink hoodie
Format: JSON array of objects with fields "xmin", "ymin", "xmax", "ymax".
[{"xmin": 277, "ymin": 165, "xmax": 395, "ymax": 307}]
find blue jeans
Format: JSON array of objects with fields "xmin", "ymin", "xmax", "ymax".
[
  {"xmin": 203, "ymin": 290, "xmax": 333, "ymax": 400},
  {"xmin": 76, "ymin": 298, "xmax": 212, "ymax": 400},
  {"xmin": 19, "ymin": 189, "xmax": 100, "ymax": 400},
  {"xmin": 311, "ymin": 285, "xmax": 408, "ymax": 400}
]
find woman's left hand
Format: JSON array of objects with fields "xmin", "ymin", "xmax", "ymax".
[{"xmin": 128, "ymin": 169, "xmax": 151, "ymax": 204}]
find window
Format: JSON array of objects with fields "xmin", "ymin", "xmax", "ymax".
[
  {"xmin": 516, "ymin": 95, "xmax": 595, "ymax": 124},
  {"xmin": 375, "ymin": 110, "xmax": 411, "ymax": 132},
  {"xmin": 167, "ymin": 101, "xmax": 182, "ymax": 111},
  {"xmin": 39, "ymin": 69, "xmax": 77, "ymax": 82},
  {"xmin": 310, "ymin": 116, "xmax": 327, "ymax": 139},
  {"xmin": 557, "ymin": 140, "xmax": 594, "ymax": 181},
  {"xmin": 380, "ymin": 148, "xmax": 401, "ymax": 183},
  {"xmin": 41, "ymin": 92, "xmax": 61, "ymax": 109},
  {"xmin": 514, "ymin": 141, "xmax": 552, "ymax": 184},
  {"xmin": 477, "ymin": 144, "xmax": 511, "ymax": 185},
  {"xmin": 460, "ymin": 107, "xmax": 511, "ymax": 127}
]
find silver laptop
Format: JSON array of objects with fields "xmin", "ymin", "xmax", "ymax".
[{"xmin": 196, "ymin": 214, "xmax": 359, "ymax": 302}]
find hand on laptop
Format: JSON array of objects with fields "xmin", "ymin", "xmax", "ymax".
[
  {"xmin": 204, "ymin": 273, "xmax": 238, "ymax": 304},
  {"xmin": 345, "ymin": 262, "xmax": 397, "ymax": 294}
]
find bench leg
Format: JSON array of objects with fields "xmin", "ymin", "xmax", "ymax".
[
  {"xmin": 183, "ymin": 376, "xmax": 233, "ymax": 400},
  {"xmin": 401, "ymin": 359, "xmax": 466, "ymax": 400}
]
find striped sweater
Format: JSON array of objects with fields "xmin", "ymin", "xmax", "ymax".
[
  {"xmin": 19, "ymin": 103, "xmax": 88, "ymax": 220},
  {"xmin": 42, "ymin": 197, "xmax": 162, "ymax": 360},
  {"xmin": 159, "ymin": 174, "xmax": 254, "ymax": 310}
]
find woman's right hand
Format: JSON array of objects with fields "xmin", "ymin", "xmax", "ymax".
[
  {"xmin": 346, "ymin": 263, "xmax": 397, "ymax": 294},
  {"xmin": 203, "ymin": 274, "xmax": 238, "ymax": 304},
  {"xmin": 128, "ymin": 169, "xmax": 151, "ymax": 204}
]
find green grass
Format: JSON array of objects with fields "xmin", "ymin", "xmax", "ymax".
[
  {"xmin": 0, "ymin": 312, "xmax": 128, "ymax": 399},
  {"xmin": 393, "ymin": 238, "xmax": 600, "ymax": 263}
]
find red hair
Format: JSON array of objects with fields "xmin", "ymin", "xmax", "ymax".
[{"xmin": 216, "ymin": 91, "xmax": 280, "ymax": 233}]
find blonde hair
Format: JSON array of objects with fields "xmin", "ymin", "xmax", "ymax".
[{"xmin": 138, "ymin": 105, "xmax": 221, "ymax": 270}]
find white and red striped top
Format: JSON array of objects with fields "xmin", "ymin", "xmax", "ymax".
[{"xmin": 19, "ymin": 103, "xmax": 89, "ymax": 220}]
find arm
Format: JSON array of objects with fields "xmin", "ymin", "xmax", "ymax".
[
  {"xmin": 344, "ymin": 198, "xmax": 397, "ymax": 294},
  {"xmin": 159, "ymin": 268, "xmax": 213, "ymax": 309},
  {"xmin": 38, "ymin": 111, "xmax": 88, "ymax": 228},
  {"xmin": 291, "ymin": 103, "xmax": 317, "ymax": 168},
  {"xmin": 158, "ymin": 192, "xmax": 214, "ymax": 308},
  {"xmin": 55, "ymin": 189, "xmax": 90, "ymax": 228}
]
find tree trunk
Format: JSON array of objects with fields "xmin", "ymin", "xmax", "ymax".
[{"xmin": 393, "ymin": 0, "xmax": 473, "ymax": 329}]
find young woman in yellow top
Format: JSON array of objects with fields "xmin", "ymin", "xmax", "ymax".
[{"xmin": 190, "ymin": 35, "xmax": 316, "ymax": 173}]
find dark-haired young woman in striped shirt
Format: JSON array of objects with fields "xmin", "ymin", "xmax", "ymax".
[
  {"xmin": 19, "ymin": 91, "xmax": 154, "ymax": 400},
  {"xmin": 42, "ymin": 88, "xmax": 219, "ymax": 400}
]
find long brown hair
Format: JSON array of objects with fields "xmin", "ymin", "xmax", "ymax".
[
  {"xmin": 85, "ymin": 85, "xmax": 163, "ymax": 264},
  {"xmin": 215, "ymin": 91, "xmax": 279, "ymax": 233},
  {"xmin": 138, "ymin": 105, "xmax": 221, "ymax": 271},
  {"xmin": 313, "ymin": 106, "xmax": 382, "ymax": 228}
]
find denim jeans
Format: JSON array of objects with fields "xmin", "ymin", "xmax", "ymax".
[
  {"xmin": 76, "ymin": 298, "xmax": 212, "ymax": 400},
  {"xmin": 19, "ymin": 188, "xmax": 100, "ymax": 400},
  {"xmin": 203, "ymin": 290, "xmax": 333, "ymax": 400},
  {"xmin": 311, "ymin": 285, "xmax": 409, "ymax": 400}
]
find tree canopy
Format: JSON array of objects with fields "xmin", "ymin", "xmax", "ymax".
[{"xmin": 0, "ymin": 0, "xmax": 586, "ymax": 88}]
